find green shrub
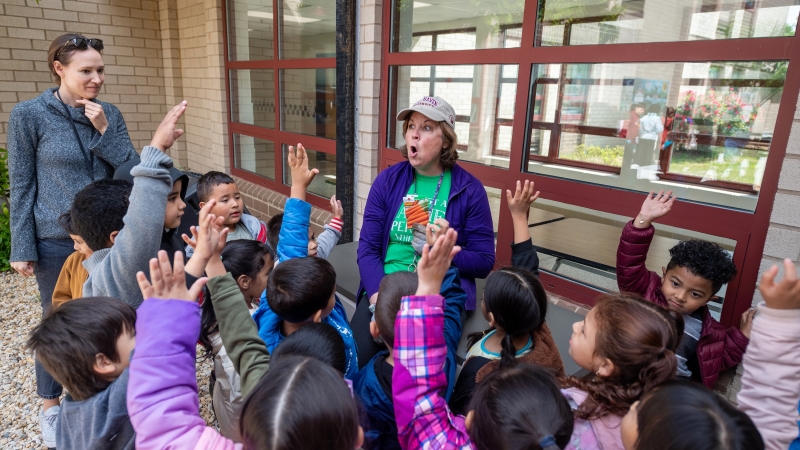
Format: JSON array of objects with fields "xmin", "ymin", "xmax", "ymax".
[
  {"xmin": 0, "ymin": 149, "xmax": 11, "ymax": 271},
  {"xmin": 563, "ymin": 144, "xmax": 625, "ymax": 167}
]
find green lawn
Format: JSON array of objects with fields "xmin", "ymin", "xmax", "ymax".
[{"xmin": 668, "ymin": 148, "xmax": 766, "ymax": 186}]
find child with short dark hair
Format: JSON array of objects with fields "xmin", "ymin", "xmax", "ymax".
[
  {"xmin": 252, "ymin": 144, "xmax": 358, "ymax": 377},
  {"xmin": 267, "ymin": 194, "xmax": 344, "ymax": 260},
  {"xmin": 271, "ymin": 322, "xmax": 347, "ymax": 374},
  {"xmin": 127, "ymin": 248, "xmax": 364, "ymax": 449},
  {"xmin": 71, "ymin": 101, "xmax": 202, "ymax": 308},
  {"xmin": 51, "ymin": 212, "xmax": 91, "ymax": 309},
  {"xmin": 192, "ymin": 170, "xmax": 267, "ymax": 247},
  {"xmin": 26, "ymin": 296, "xmax": 137, "ymax": 449},
  {"xmin": 391, "ymin": 229, "xmax": 574, "ymax": 449},
  {"xmin": 617, "ymin": 190, "xmax": 753, "ymax": 387},
  {"xmin": 621, "ymin": 381, "xmax": 763, "ymax": 450}
]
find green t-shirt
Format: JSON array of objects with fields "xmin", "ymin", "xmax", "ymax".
[{"xmin": 384, "ymin": 170, "xmax": 452, "ymax": 275}]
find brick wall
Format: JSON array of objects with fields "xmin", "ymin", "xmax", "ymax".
[{"xmin": 0, "ymin": 0, "xmax": 167, "ymax": 151}]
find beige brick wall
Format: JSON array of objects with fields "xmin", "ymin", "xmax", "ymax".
[{"xmin": 0, "ymin": 0, "xmax": 167, "ymax": 152}]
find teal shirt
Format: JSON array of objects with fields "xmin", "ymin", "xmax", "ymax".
[{"xmin": 384, "ymin": 170, "xmax": 452, "ymax": 275}]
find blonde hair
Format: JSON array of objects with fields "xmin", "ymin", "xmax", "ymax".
[{"xmin": 399, "ymin": 119, "xmax": 459, "ymax": 170}]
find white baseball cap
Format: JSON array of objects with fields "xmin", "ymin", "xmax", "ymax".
[{"xmin": 396, "ymin": 96, "xmax": 456, "ymax": 129}]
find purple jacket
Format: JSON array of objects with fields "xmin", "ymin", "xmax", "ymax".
[
  {"xmin": 128, "ymin": 299, "xmax": 240, "ymax": 450},
  {"xmin": 358, "ymin": 161, "xmax": 495, "ymax": 310}
]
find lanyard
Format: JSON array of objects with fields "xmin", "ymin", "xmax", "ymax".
[
  {"xmin": 55, "ymin": 89, "xmax": 95, "ymax": 180},
  {"xmin": 412, "ymin": 170, "xmax": 445, "ymax": 224}
]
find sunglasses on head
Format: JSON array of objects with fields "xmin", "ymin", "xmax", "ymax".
[{"xmin": 57, "ymin": 37, "xmax": 104, "ymax": 59}]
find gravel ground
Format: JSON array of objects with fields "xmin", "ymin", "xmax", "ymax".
[{"xmin": 0, "ymin": 272, "xmax": 217, "ymax": 449}]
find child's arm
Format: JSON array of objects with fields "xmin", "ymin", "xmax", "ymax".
[
  {"xmin": 276, "ymin": 144, "xmax": 318, "ymax": 261},
  {"xmin": 616, "ymin": 191, "xmax": 675, "ymax": 297},
  {"xmin": 183, "ymin": 199, "xmax": 227, "ymax": 279},
  {"xmin": 127, "ymin": 251, "xmax": 231, "ymax": 450},
  {"xmin": 52, "ymin": 253, "xmax": 77, "ymax": 309},
  {"xmin": 738, "ymin": 259, "xmax": 800, "ymax": 450},
  {"xmin": 315, "ymin": 195, "xmax": 343, "ymax": 260},
  {"xmin": 84, "ymin": 102, "xmax": 187, "ymax": 307},
  {"xmin": 393, "ymin": 230, "xmax": 473, "ymax": 448},
  {"xmin": 507, "ymin": 180, "xmax": 541, "ymax": 275},
  {"xmin": 441, "ymin": 266, "xmax": 467, "ymax": 400}
]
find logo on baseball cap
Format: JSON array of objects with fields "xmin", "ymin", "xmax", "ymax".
[{"xmin": 396, "ymin": 96, "xmax": 456, "ymax": 129}]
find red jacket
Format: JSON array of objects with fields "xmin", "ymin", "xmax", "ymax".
[{"xmin": 616, "ymin": 221, "xmax": 749, "ymax": 388}]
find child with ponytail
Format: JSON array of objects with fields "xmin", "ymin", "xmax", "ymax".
[
  {"xmin": 450, "ymin": 180, "xmax": 564, "ymax": 415},
  {"xmin": 392, "ymin": 228, "xmax": 574, "ymax": 449},
  {"xmin": 563, "ymin": 293, "xmax": 683, "ymax": 449}
]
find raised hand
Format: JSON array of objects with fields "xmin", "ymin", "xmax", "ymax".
[
  {"xmin": 287, "ymin": 143, "xmax": 319, "ymax": 201},
  {"xmin": 149, "ymin": 101, "xmax": 187, "ymax": 151},
  {"xmin": 759, "ymin": 259, "xmax": 800, "ymax": 310},
  {"xmin": 415, "ymin": 228, "xmax": 461, "ymax": 296},
  {"xmin": 635, "ymin": 190, "xmax": 676, "ymax": 229},
  {"xmin": 330, "ymin": 195, "xmax": 343, "ymax": 220},
  {"xmin": 136, "ymin": 250, "xmax": 207, "ymax": 302},
  {"xmin": 76, "ymin": 99, "xmax": 109, "ymax": 134},
  {"xmin": 506, "ymin": 180, "xmax": 540, "ymax": 220},
  {"xmin": 182, "ymin": 199, "xmax": 227, "ymax": 259}
]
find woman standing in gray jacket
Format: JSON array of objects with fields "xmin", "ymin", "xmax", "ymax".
[{"xmin": 6, "ymin": 33, "xmax": 137, "ymax": 447}]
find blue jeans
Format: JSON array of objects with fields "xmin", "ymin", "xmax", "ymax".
[{"xmin": 34, "ymin": 238, "xmax": 75, "ymax": 400}]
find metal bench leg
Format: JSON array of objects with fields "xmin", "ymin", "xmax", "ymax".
[{"xmin": 552, "ymin": 257, "xmax": 563, "ymax": 272}]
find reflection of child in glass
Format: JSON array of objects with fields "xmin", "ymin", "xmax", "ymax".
[{"xmin": 639, "ymin": 104, "xmax": 664, "ymax": 141}]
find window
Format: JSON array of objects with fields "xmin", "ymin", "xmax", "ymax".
[
  {"xmin": 224, "ymin": 0, "xmax": 336, "ymax": 207},
  {"xmin": 381, "ymin": 0, "xmax": 799, "ymax": 323}
]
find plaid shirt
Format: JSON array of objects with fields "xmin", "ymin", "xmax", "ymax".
[{"xmin": 392, "ymin": 295, "xmax": 474, "ymax": 449}]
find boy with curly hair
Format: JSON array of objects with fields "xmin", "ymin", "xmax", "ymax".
[{"xmin": 616, "ymin": 190, "xmax": 754, "ymax": 388}]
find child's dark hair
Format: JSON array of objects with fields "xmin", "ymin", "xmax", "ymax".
[
  {"xmin": 271, "ymin": 323, "xmax": 346, "ymax": 374},
  {"xmin": 26, "ymin": 297, "xmax": 136, "ymax": 401},
  {"xmin": 634, "ymin": 381, "xmax": 763, "ymax": 450},
  {"xmin": 375, "ymin": 272, "xmax": 418, "ymax": 346},
  {"xmin": 667, "ymin": 240, "xmax": 737, "ymax": 294},
  {"xmin": 58, "ymin": 211, "xmax": 76, "ymax": 235},
  {"xmin": 480, "ymin": 267, "xmax": 548, "ymax": 369},
  {"xmin": 266, "ymin": 213, "xmax": 284, "ymax": 254},
  {"xmin": 240, "ymin": 356, "xmax": 360, "ymax": 449},
  {"xmin": 196, "ymin": 170, "xmax": 235, "ymax": 203},
  {"xmin": 469, "ymin": 364, "xmax": 573, "ymax": 450},
  {"xmin": 563, "ymin": 293, "xmax": 683, "ymax": 420},
  {"xmin": 199, "ymin": 240, "xmax": 275, "ymax": 356},
  {"xmin": 267, "ymin": 257, "xmax": 336, "ymax": 323},
  {"xmin": 70, "ymin": 179, "xmax": 132, "ymax": 251}
]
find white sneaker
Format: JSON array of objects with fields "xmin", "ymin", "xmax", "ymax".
[{"xmin": 40, "ymin": 405, "xmax": 59, "ymax": 448}]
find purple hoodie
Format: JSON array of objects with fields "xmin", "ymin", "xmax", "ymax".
[{"xmin": 357, "ymin": 161, "xmax": 495, "ymax": 310}]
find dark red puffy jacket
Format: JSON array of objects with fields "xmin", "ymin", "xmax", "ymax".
[{"xmin": 616, "ymin": 221, "xmax": 749, "ymax": 388}]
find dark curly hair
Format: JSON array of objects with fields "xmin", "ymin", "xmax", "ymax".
[{"xmin": 666, "ymin": 240, "xmax": 737, "ymax": 295}]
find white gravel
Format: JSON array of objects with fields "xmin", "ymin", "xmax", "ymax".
[{"xmin": 0, "ymin": 272, "xmax": 217, "ymax": 449}]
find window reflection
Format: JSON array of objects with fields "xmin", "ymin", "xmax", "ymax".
[
  {"xmin": 230, "ymin": 69, "xmax": 276, "ymax": 128},
  {"xmin": 227, "ymin": 0, "xmax": 274, "ymax": 60},
  {"xmin": 391, "ymin": 64, "xmax": 519, "ymax": 169},
  {"xmin": 280, "ymin": 0, "xmax": 336, "ymax": 59},
  {"xmin": 526, "ymin": 61, "xmax": 787, "ymax": 212},
  {"xmin": 234, "ymin": 134, "xmax": 276, "ymax": 179},
  {"xmin": 281, "ymin": 68, "xmax": 336, "ymax": 139},
  {"xmin": 537, "ymin": 0, "xmax": 800, "ymax": 46}
]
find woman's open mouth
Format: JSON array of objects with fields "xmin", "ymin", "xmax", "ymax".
[{"xmin": 409, "ymin": 146, "xmax": 418, "ymax": 157}]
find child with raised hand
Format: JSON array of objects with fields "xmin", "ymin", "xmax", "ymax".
[
  {"xmin": 563, "ymin": 293, "xmax": 683, "ymax": 449},
  {"xmin": 620, "ymin": 380, "xmax": 763, "ymax": 450},
  {"xmin": 392, "ymin": 228, "xmax": 574, "ymax": 449},
  {"xmin": 128, "ymin": 252, "xmax": 364, "ymax": 449},
  {"xmin": 617, "ymin": 190, "xmax": 752, "ymax": 387},
  {"xmin": 267, "ymin": 194, "xmax": 345, "ymax": 259},
  {"xmin": 252, "ymin": 143, "xmax": 358, "ymax": 377},
  {"xmin": 738, "ymin": 259, "xmax": 800, "ymax": 450},
  {"xmin": 450, "ymin": 180, "xmax": 564, "ymax": 416}
]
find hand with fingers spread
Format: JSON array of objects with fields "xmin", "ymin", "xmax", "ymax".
[
  {"xmin": 183, "ymin": 199, "xmax": 229, "ymax": 277},
  {"xmin": 287, "ymin": 143, "xmax": 319, "ymax": 201},
  {"xmin": 759, "ymin": 258, "xmax": 800, "ymax": 310},
  {"xmin": 425, "ymin": 218, "xmax": 450, "ymax": 247},
  {"xmin": 415, "ymin": 228, "xmax": 461, "ymax": 296},
  {"xmin": 150, "ymin": 101, "xmax": 187, "ymax": 151},
  {"xmin": 635, "ymin": 190, "xmax": 676, "ymax": 229},
  {"xmin": 330, "ymin": 195, "xmax": 343, "ymax": 220},
  {"xmin": 137, "ymin": 250, "xmax": 208, "ymax": 302},
  {"xmin": 507, "ymin": 180, "xmax": 541, "ymax": 244},
  {"xmin": 76, "ymin": 99, "xmax": 109, "ymax": 134}
]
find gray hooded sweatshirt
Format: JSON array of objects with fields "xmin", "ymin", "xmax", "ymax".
[
  {"xmin": 82, "ymin": 146, "xmax": 173, "ymax": 308},
  {"xmin": 7, "ymin": 88, "xmax": 137, "ymax": 262},
  {"xmin": 56, "ymin": 368, "xmax": 135, "ymax": 450}
]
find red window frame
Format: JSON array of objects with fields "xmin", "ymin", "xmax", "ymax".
[
  {"xmin": 378, "ymin": 0, "xmax": 800, "ymax": 327},
  {"xmin": 222, "ymin": 0, "xmax": 336, "ymax": 211}
]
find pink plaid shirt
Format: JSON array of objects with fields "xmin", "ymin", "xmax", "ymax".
[{"xmin": 392, "ymin": 294, "xmax": 474, "ymax": 449}]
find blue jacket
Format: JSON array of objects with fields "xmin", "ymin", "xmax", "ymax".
[
  {"xmin": 252, "ymin": 198, "xmax": 359, "ymax": 378},
  {"xmin": 352, "ymin": 266, "xmax": 465, "ymax": 449},
  {"xmin": 357, "ymin": 161, "xmax": 496, "ymax": 310}
]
